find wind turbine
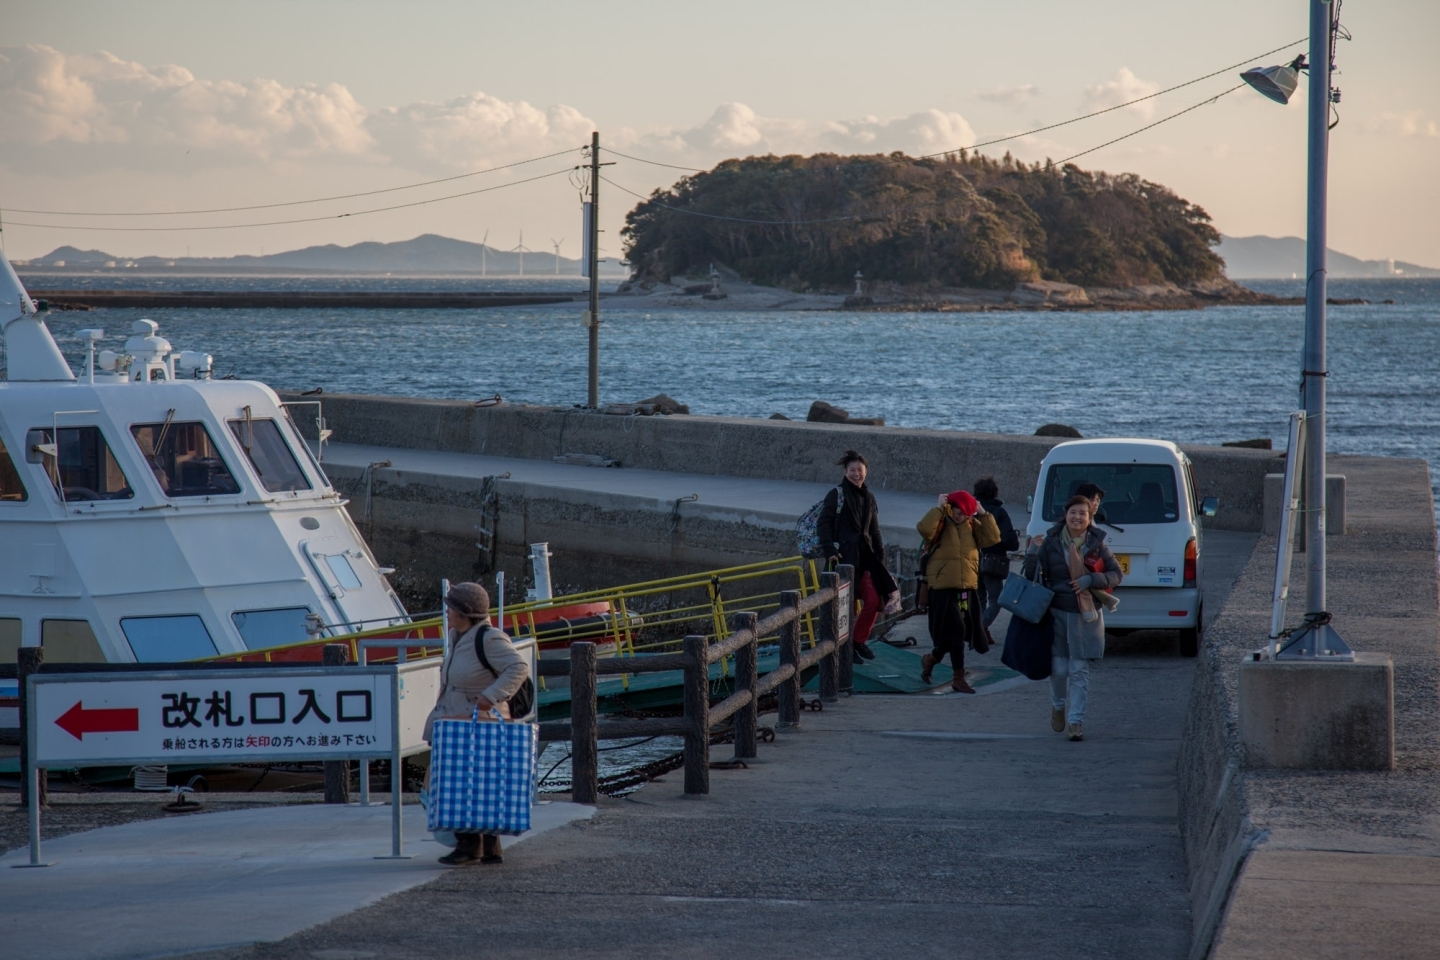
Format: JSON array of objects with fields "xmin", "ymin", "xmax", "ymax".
[
  {"xmin": 511, "ymin": 230, "xmax": 532, "ymax": 277},
  {"xmin": 480, "ymin": 229, "xmax": 489, "ymax": 278},
  {"xmin": 551, "ymin": 238, "xmax": 565, "ymax": 275}
]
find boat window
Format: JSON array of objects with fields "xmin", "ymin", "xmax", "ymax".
[
  {"xmin": 227, "ymin": 418, "xmax": 313, "ymax": 492},
  {"xmin": 0, "ymin": 619, "xmax": 20, "ymax": 664},
  {"xmin": 0, "ymin": 433, "xmax": 27, "ymax": 502},
  {"xmin": 132, "ymin": 421, "xmax": 241, "ymax": 497},
  {"xmin": 324, "ymin": 554, "xmax": 364, "ymax": 590},
  {"xmin": 41, "ymin": 619, "xmax": 106, "ymax": 662},
  {"xmin": 1041, "ymin": 463, "xmax": 1180, "ymax": 525},
  {"xmin": 232, "ymin": 607, "xmax": 314, "ymax": 650},
  {"xmin": 31, "ymin": 426, "xmax": 134, "ymax": 502},
  {"xmin": 120, "ymin": 615, "xmax": 218, "ymax": 661}
]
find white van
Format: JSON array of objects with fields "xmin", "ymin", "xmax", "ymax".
[{"xmin": 1025, "ymin": 439, "xmax": 1217, "ymax": 657}]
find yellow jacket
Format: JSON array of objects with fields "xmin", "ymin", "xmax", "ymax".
[{"xmin": 917, "ymin": 506, "xmax": 1001, "ymax": 590}]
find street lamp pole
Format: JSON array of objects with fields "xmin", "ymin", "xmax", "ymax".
[{"xmin": 1301, "ymin": 0, "xmax": 1332, "ymax": 624}]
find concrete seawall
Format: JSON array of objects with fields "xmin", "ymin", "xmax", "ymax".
[
  {"xmin": 1177, "ymin": 454, "xmax": 1440, "ymax": 958},
  {"xmin": 285, "ymin": 392, "xmax": 1282, "ymax": 533}
]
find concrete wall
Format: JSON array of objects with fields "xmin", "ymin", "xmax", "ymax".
[
  {"xmin": 286, "ymin": 392, "xmax": 1282, "ymax": 532},
  {"xmin": 1177, "ymin": 454, "xmax": 1440, "ymax": 958}
]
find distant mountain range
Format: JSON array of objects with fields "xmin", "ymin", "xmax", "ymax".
[
  {"xmin": 1216, "ymin": 235, "xmax": 1439, "ymax": 279},
  {"xmin": 12, "ymin": 233, "xmax": 627, "ymax": 276},
  {"xmin": 11, "ymin": 231, "xmax": 1435, "ymax": 282}
]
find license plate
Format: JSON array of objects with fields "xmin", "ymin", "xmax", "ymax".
[{"xmin": 1115, "ymin": 554, "xmax": 1131, "ymax": 575}]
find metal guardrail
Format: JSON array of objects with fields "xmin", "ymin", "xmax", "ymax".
[{"xmin": 535, "ymin": 566, "xmax": 855, "ymax": 802}]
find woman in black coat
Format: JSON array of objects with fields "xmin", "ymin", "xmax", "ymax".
[
  {"xmin": 817, "ymin": 450, "xmax": 899, "ymax": 660},
  {"xmin": 1022, "ymin": 495, "xmax": 1122, "ymax": 742}
]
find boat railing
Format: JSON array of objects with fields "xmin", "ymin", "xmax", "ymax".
[
  {"xmin": 535, "ymin": 564, "xmax": 856, "ymax": 802},
  {"xmin": 201, "ymin": 556, "xmax": 824, "ymax": 674}
]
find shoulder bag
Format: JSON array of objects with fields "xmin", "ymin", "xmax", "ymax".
[{"xmin": 996, "ymin": 550, "xmax": 1054, "ymax": 624}]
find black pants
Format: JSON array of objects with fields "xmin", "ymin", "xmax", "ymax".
[{"xmin": 927, "ymin": 588, "xmax": 970, "ymax": 671}]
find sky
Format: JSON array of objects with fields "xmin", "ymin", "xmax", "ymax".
[{"xmin": 1, "ymin": 0, "xmax": 1436, "ymax": 268}]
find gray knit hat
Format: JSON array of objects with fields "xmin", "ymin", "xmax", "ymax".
[{"xmin": 444, "ymin": 582, "xmax": 490, "ymax": 619}]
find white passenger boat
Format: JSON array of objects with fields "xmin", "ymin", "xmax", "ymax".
[{"xmin": 0, "ymin": 258, "xmax": 409, "ymax": 726}]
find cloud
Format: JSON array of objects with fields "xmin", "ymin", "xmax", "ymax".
[
  {"xmin": 1080, "ymin": 68, "xmax": 1160, "ymax": 119},
  {"xmin": 0, "ymin": 44, "xmax": 372, "ymax": 170},
  {"xmin": 632, "ymin": 102, "xmax": 974, "ymax": 161},
  {"xmin": 1368, "ymin": 111, "xmax": 1440, "ymax": 138},
  {"xmin": 979, "ymin": 84, "xmax": 1040, "ymax": 108},
  {"xmin": 0, "ymin": 45, "xmax": 974, "ymax": 182}
]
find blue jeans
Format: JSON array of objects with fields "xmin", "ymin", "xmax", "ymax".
[
  {"xmin": 1049, "ymin": 655, "xmax": 1090, "ymax": 724},
  {"xmin": 980, "ymin": 574, "xmax": 1005, "ymax": 627}
]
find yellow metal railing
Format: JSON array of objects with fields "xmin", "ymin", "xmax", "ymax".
[{"xmin": 206, "ymin": 556, "xmax": 826, "ymax": 680}]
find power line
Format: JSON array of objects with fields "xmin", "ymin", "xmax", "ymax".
[
  {"xmin": 8, "ymin": 147, "xmax": 583, "ymax": 217},
  {"xmin": 5, "ymin": 166, "xmax": 577, "ymax": 232},
  {"xmin": 603, "ymin": 37, "xmax": 1305, "ymax": 175},
  {"xmin": 602, "ymin": 81, "xmax": 1244, "ymax": 228}
]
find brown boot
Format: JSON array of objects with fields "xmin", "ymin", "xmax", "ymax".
[
  {"xmin": 481, "ymin": 834, "xmax": 504, "ymax": 864},
  {"xmin": 920, "ymin": 652, "xmax": 937, "ymax": 684},
  {"xmin": 439, "ymin": 832, "xmax": 481, "ymax": 866},
  {"xmin": 951, "ymin": 674, "xmax": 976, "ymax": 694}
]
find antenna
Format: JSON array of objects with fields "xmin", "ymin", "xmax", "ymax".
[{"xmin": 551, "ymin": 238, "xmax": 565, "ymax": 275}]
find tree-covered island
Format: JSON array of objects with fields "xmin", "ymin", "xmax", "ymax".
[{"xmin": 621, "ymin": 152, "xmax": 1245, "ymax": 299}]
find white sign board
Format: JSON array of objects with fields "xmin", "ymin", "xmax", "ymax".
[
  {"xmin": 395, "ymin": 659, "xmax": 440, "ymax": 757},
  {"xmin": 837, "ymin": 579, "xmax": 853, "ymax": 644},
  {"xmin": 30, "ymin": 667, "xmax": 395, "ymax": 767}
]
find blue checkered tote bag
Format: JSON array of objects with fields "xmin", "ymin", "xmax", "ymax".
[{"xmin": 428, "ymin": 708, "xmax": 538, "ymax": 836}]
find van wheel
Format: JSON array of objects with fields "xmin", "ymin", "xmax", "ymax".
[{"xmin": 1179, "ymin": 603, "xmax": 1202, "ymax": 658}]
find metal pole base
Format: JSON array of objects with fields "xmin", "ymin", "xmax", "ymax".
[
  {"xmin": 373, "ymin": 854, "xmax": 416, "ymax": 860},
  {"xmin": 11, "ymin": 862, "xmax": 53, "ymax": 868},
  {"xmin": 1276, "ymin": 619, "xmax": 1355, "ymax": 661}
]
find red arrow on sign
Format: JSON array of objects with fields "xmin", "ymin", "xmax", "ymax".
[{"xmin": 55, "ymin": 701, "xmax": 140, "ymax": 741}]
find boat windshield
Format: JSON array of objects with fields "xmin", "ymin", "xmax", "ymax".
[
  {"xmin": 228, "ymin": 418, "xmax": 313, "ymax": 492},
  {"xmin": 33, "ymin": 426, "xmax": 134, "ymax": 501},
  {"xmin": 0, "ymin": 431, "xmax": 27, "ymax": 501},
  {"xmin": 132, "ymin": 420, "xmax": 241, "ymax": 497}
]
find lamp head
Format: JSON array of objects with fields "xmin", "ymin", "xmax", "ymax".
[{"xmin": 1240, "ymin": 54, "xmax": 1307, "ymax": 105}]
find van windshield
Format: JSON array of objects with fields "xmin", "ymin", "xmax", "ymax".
[{"xmin": 1042, "ymin": 463, "xmax": 1180, "ymax": 525}]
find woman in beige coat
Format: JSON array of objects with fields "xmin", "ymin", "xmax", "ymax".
[{"xmin": 423, "ymin": 581, "xmax": 529, "ymax": 866}]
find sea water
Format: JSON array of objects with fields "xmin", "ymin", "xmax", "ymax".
[{"xmin": 24, "ymin": 276, "xmax": 1440, "ymax": 521}]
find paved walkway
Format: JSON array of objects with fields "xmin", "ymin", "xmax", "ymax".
[
  {"xmin": 0, "ymin": 800, "xmax": 591, "ymax": 960},
  {"xmin": 154, "ymin": 532, "xmax": 1250, "ymax": 960},
  {"xmin": 322, "ymin": 441, "xmax": 971, "ymax": 547}
]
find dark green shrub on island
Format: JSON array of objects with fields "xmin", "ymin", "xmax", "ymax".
[{"xmin": 621, "ymin": 152, "xmax": 1225, "ymax": 291}]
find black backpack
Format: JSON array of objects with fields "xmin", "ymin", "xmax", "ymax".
[{"xmin": 474, "ymin": 627, "xmax": 535, "ymax": 720}]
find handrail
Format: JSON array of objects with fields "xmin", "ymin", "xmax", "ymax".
[{"xmin": 538, "ymin": 565, "xmax": 855, "ymax": 800}]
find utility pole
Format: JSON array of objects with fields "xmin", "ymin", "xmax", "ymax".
[{"xmin": 587, "ymin": 131, "xmax": 601, "ymax": 409}]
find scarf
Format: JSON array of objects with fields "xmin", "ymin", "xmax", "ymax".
[{"xmin": 1063, "ymin": 527, "xmax": 1099, "ymax": 621}]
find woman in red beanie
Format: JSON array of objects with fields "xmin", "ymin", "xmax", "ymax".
[{"xmin": 916, "ymin": 490, "xmax": 1001, "ymax": 692}]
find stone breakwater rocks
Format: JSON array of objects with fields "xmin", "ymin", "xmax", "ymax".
[{"xmin": 1178, "ymin": 454, "xmax": 1440, "ymax": 959}]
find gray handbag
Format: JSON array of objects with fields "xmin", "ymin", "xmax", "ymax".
[{"xmin": 997, "ymin": 565, "xmax": 1054, "ymax": 624}]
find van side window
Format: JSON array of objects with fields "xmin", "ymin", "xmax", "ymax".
[
  {"xmin": 0, "ymin": 432, "xmax": 27, "ymax": 501},
  {"xmin": 132, "ymin": 421, "xmax": 241, "ymax": 497},
  {"xmin": 1043, "ymin": 464, "xmax": 1179, "ymax": 524},
  {"xmin": 227, "ymin": 418, "xmax": 313, "ymax": 492},
  {"xmin": 31, "ymin": 426, "xmax": 134, "ymax": 501}
]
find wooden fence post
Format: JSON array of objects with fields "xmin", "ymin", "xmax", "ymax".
[
  {"xmin": 322, "ymin": 644, "xmax": 352, "ymax": 804},
  {"xmin": 778, "ymin": 590, "xmax": 801, "ymax": 727},
  {"xmin": 837, "ymin": 564, "xmax": 855, "ymax": 695},
  {"xmin": 818, "ymin": 572, "xmax": 840, "ymax": 702},
  {"xmin": 733, "ymin": 612, "xmax": 758, "ymax": 759},
  {"xmin": 570, "ymin": 641, "xmax": 599, "ymax": 804},
  {"xmin": 682, "ymin": 634, "xmax": 710, "ymax": 795},
  {"xmin": 18, "ymin": 646, "xmax": 45, "ymax": 807}
]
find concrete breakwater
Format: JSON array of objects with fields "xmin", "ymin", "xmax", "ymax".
[
  {"xmin": 28, "ymin": 289, "xmax": 583, "ymax": 310},
  {"xmin": 1178, "ymin": 454, "xmax": 1440, "ymax": 958},
  {"xmin": 284, "ymin": 391, "xmax": 1283, "ymax": 604}
]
